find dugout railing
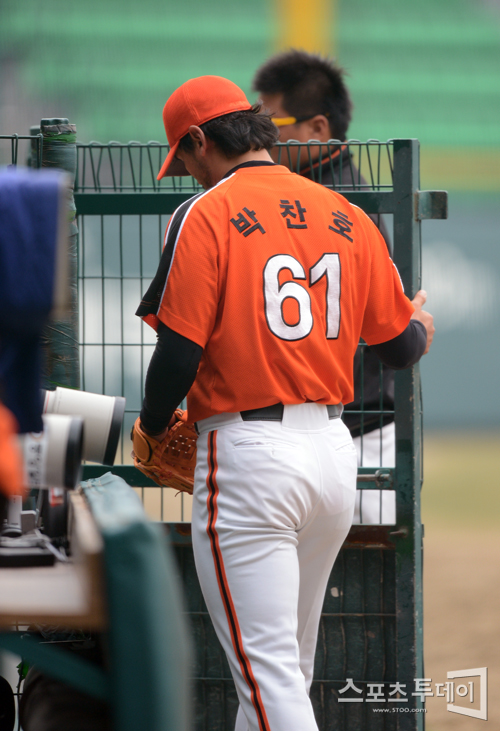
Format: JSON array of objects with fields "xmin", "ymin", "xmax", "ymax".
[{"xmin": 1, "ymin": 132, "xmax": 447, "ymax": 731}]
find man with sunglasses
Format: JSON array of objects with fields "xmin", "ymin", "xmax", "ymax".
[{"xmin": 254, "ymin": 50, "xmax": 402, "ymax": 524}]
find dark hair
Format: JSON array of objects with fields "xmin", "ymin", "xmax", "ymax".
[
  {"xmin": 252, "ymin": 50, "xmax": 353, "ymax": 141},
  {"xmin": 178, "ymin": 103, "xmax": 279, "ymax": 158}
]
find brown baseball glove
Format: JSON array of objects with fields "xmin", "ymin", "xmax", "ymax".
[{"xmin": 131, "ymin": 409, "xmax": 197, "ymax": 494}]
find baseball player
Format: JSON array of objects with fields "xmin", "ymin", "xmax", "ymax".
[
  {"xmin": 136, "ymin": 75, "xmax": 434, "ymax": 731},
  {"xmin": 253, "ymin": 50, "xmax": 399, "ymax": 524}
]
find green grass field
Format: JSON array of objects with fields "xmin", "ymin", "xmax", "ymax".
[
  {"xmin": 421, "ymin": 430, "xmax": 500, "ymax": 730},
  {"xmin": 422, "ymin": 430, "xmax": 500, "ymax": 530}
]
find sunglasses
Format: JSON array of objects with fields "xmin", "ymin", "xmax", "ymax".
[{"xmin": 272, "ymin": 113, "xmax": 329, "ymax": 128}]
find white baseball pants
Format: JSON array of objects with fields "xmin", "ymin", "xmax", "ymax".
[
  {"xmin": 352, "ymin": 422, "xmax": 396, "ymax": 524},
  {"xmin": 192, "ymin": 404, "xmax": 357, "ymax": 731}
]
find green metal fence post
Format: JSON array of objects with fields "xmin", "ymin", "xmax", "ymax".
[
  {"xmin": 40, "ymin": 117, "xmax": 80, "ymax": 390},
  {"xmin": 392, "ymin": 139, "xmax": 424, "ymax": 730},
  {"xmin": 28, "ymin": 125, "xmax": 41, "ymax": 168}
]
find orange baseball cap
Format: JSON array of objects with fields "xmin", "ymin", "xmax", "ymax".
[{"xmin": 157, "ymin": 76, "xmax": 252, "ymax": 180}]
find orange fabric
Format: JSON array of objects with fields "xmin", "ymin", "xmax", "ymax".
[
  {"xmin": 0, "ymin": 402, "xmax": 25, "ymax": 498},
  {"xmin": 157, "ymin": 165, "xmax": 414, "ymax": 422}
]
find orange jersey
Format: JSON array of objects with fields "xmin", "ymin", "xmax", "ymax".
[{"xmin": 139, "ymin": 163, "xmax": 413, "ymax": 422}]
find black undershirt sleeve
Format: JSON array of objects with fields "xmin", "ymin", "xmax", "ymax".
[
  {"xmin": 139, "ymin": 322, "xmax": 203, "ymax": 434},
  {"xmin": 370, "ymin": 319, "xmax": 427, "ymax": 370}
]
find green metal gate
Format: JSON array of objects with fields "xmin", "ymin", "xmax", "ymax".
[
  {"xmin": 2, "ymin": 132, "xmax": 447, "ymax": 730},
  {"xmin": 74, "ymin": 137, "xmax": 446, "ymax": 731}
]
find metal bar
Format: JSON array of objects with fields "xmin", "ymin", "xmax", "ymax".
[
  {"xmin": 81, "ymin": 465, "xmax": 395, "ymax": 491},
  {"xmin": 343, "ymin": 410, "xmax": 395, "ymax": 415},
  {"xmin": 391, "ymin": 139, "xmax": 424, "ymax": 730},
  {"xmin": 119, "ymin": 214, "xmax": 125, "ymax": 462},
  {"xmin": 108, "ymin": 144, "xmax": 118, "ymax": 191},
  {"xmin": 41, "ymin": 118, "xmax": 80, "ymax": 390},
  {"xmin": 415, "ymin": 189, "xmax": 448, "ymax": 220},
  {"xmin": 359, "ymin": 340, "xmax": 365, "ymax": 471},
  {"xmin": 120, "ymin": 146, "xmax": 124, "ymax": 190},
  {"xmin": 36, "ymin": 133, "xmax": 43, "ymax": 168},
  {"xmin": 379, "ymin": 359, "xmax": 384, "ymax": 469},
  {"xmin": 12, "ymin": 134, "xmax": 19, "ymax": 166},
  {"xmin": 127, "ymin": 145, "xmax": 137, "ymax": 191},
  {"xmin": 377, "ymin": 143, "xmax": 382, "ymax": 192},
  {"xmin": 82, "ymin": 464, "xmax": 160, "ymax": 486},
  {"xmin": 357, "ymin": 471, "xmax": 393, "ymax": 488},
  {"xmin": 80, "ymin": 214, "xmax": 86, "ymax": 390},
  {"xmin": 75, "ymin": 191, "xmax": 396, "ymax": 216},
  {"xmin": 89, "ymin": 146, "xmax": 100, "ymax": 192},
  {"xmin": 81, "ymin": 145, "xmax": 86, "ymax": 191},
  {"xmin": 96, "ymin": 146, "xmax": 104, "ymax": 190},
  {"xmin": 346, "ymin": 141, "xmax": 359, "ymax": 188},
  {"xmin": 101, "ymin": 214, "xmax": 105, "ymax": 394},
  {"xmin": 365, "ymin": 142, "xmax": 375, "ymax": 189},
  {"xmin": 146, "ymin": 145, "xmax": 157, "ymax": 192}
]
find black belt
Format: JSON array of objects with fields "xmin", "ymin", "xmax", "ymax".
[{"xmin": 240, "ymin": 403, "xmax": 343, "ymax": 422}]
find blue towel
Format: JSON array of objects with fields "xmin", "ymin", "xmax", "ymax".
[{"xmin": 0, "ymin": 168, "xmax": 65, "ymax": 432}]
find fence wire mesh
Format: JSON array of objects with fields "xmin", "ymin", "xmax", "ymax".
[
  {"xmin": 73, "ymin": 139, "xmax": 394, "ymax": 193},
  {"xmin": 0, "ymin": 134, "xmax": 43, "ymax": 169},
  {"xmin": 73, "ymin": 139, "xmax": 397, "ymax": 524},
  {"xmin": 0, "ymin": 136, "xmax": 398, "ymax": 522},
  {"xmin": 1, "ymin": 134, "xmax": 425, "ymax": 729}
]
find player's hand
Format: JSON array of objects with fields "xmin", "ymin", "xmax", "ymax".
[
  {"xmin": 410, "ymin": 290, "xmax": 435, "ymax": 354},
  {"xmin": 137, "ymin": 413, "xmax": 177, "ymax": 443}
]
